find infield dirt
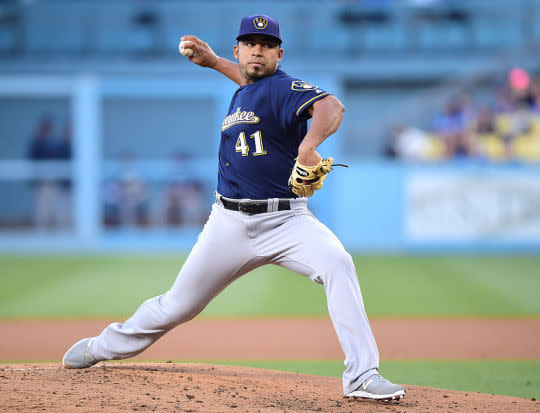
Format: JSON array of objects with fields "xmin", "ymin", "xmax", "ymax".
[
  {"xmin": 1, "ymin": 318, "xmax": 539, "ymax": 412},
  {"xmin": 1, "ymin": 363, "xmax": 539, "ymax": 413},
  {"xmin": 2, "ymin": 318, "xmax": 540, "ymax": 360}
]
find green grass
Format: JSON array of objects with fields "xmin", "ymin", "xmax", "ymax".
[
  {"xmin": 189, "ymin": 359, "xmax": 540, "ymax": 399},
  {"xmin": 1, "ymin": 255, "xmax": 539, "ymax": 318},
  {"xmin": 2, "ymin": 255, "xmax": 537, "ymax": 400}
]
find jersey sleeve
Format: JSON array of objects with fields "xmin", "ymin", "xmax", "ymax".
[{"xmin": 270, "ymin": 77, "xmax": 331, "ymax": 128}]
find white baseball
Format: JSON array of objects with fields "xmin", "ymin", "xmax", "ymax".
[{"xmin": 178, "ymin": 41, "xmax": 194, "ymax": 57}]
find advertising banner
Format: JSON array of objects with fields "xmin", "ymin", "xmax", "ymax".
[{"xmin": 406, "ymin": 174, "xmax": 540, "ymax": 241}]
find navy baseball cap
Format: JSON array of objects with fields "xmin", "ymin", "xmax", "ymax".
[{"xmin": 236, "ymin": 15, "xmax": 282, "ymax": 44}]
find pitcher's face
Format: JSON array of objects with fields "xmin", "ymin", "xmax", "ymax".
[{"xmin": 234, "ymin": 35, "xmax": 283, "ymax": 84}]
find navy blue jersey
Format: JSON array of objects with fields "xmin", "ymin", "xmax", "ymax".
[{"xmin": 217, "ymin": 68, "xmax": 330, "ymax": 199}]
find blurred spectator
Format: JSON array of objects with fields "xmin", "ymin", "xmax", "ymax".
[
  {"xmin": 457, "ymin": 92, "xmax": 477, "ymax": 128},
  {"xmin": 102, "ymin": 152, "xmax": 207, "ymax": 229},
  {"xmin": 430, "ymin": 99, "xmax": 469, "ymax": 159},
  {"xmin": 431, "ymin": 99, "xmax": 464, "ymax": 137},
  {"xmin": 160, "ymin": 152, "xmax": 206, "ymax": 228},
  {"xmin": 508, "ymin": 67, "xmax": 531, "ymax": 97},
  {"xmin": 163, "ymin": 182, "xmax": 183, "ymax": 227},
  {"xmin": 391, "ymin": 68, "xmax": 540, "ymax": 164},
  {"xmin": 102, "ymin": 154, "xmax": 149, "ymax": 228},
  {"xmin": 118, "ymin": 154, "xmax": 148, "ymax": 228},
  {"xmin": 28, "ymin": 117, "xmax": 57, "ymax": 161},
  {"xmin": 103, "ymin": 180, "xmax": 122, "ymax": 227},
  {"xmin": 508, "ymin": 99, "xmax": 540, "ymax": 163},
  {"xmin": 493, "ymin": 85, "xmax": 514, "ymax": 114},
  {"xmin": 387, "ymin": 124, "xmax": 445, "ymax": 161},
  {"xmin": 180, "ymin": 181, "xmax": 206, "ymax": 226},
  {"xmin": 447, "ymin": 131, "xmax": 473, "ymax": 160},
  {"xmin": 473, "ymin": 107, "xmax": 496, "ymax": 135},
  {"xmin": 163, "ymin": 181, "xmax": 206, "ymax": 227},
  {"xmin": 468, "ymin": 107, "xmax": 507, "ymax": 161},
  {"xmin": 28, "ymin": 117, "xmax": 71, "ymax": 230}
]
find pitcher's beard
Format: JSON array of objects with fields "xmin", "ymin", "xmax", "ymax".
[{"xmin": 245, "ymin": 66, "xmax": 265, "ymax": 82}]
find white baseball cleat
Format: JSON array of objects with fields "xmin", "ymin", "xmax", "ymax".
[
  {"xmin": 345, "ymin": 373, "xmax": 405, "ymax": 401},
  {"xmin": 62, "ymin": 337, "xmax": 101, "ymax": 369}
]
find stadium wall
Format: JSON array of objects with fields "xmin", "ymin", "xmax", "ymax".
[
  {"xmin": 1, "ymin": 160, "xmax": 540, "ymax": 253},
  {"xmin": 334, "ymin": 161, "xmax": 540, "ymax": 252}
]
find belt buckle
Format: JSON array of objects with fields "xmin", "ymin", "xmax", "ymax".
[{"xmin": 238, "ymin": 202, "xmax": 250, "ymax": 214}]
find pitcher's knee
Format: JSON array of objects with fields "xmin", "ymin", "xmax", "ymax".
[
  {"xmin": 158, "ymin": 294, "xmax": 203, "ymax": 327},
  {"xmin": 332, "ymin": 250, "xmax": 355, "ymax": 273},
  {"xmin": 316, "ymin": 250, "xmax": 356, "ymax": 284}
]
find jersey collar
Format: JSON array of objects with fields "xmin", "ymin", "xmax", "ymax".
[{"xmin": 237, "ymin": 66, "xmax": 286, "ymax": 90}]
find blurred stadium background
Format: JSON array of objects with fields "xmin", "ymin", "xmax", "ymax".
[
  {"xmin": 0, "ymin": 0, "xmax": 539, "ymax": 252},
  {"xmin": 1, "ymin": 0, "xmax": 540, "ymax": 399}
]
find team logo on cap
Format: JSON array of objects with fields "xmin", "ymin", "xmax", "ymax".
[{"xmin": 253, "ymin": 16, "xmax": 268, "ymax": 30}]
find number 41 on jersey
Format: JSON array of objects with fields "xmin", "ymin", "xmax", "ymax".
[{"xmin": 236, "ymin": 130, "xmax": 266, "ymax": 156}]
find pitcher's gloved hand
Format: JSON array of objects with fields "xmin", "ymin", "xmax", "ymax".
[{"xmin": 288, "ymin": 157, "xmax": 335, "ymax": 197}]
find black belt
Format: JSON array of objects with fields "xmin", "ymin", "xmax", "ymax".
[{"xmin": 220, "ymin": 196, "xmax": 291, "ymax": 215}]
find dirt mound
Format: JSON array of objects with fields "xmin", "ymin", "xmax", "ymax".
[{"xmin": 0, "ymin": 363, "xmax": 537, "ymax": 412}]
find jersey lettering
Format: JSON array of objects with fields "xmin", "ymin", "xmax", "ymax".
[
  {"xmin": 235, "ymin": 130, "xmax": 267, "ymax": 157},
  {"xmin": 235, "ymin": 132, "xmax": 249, "ymax": 156},
  {"xmin": 222, "ymin": 107, "xmax": 260, "ymax": 131},
  {"xmin": 251, "ymin": 130, "xmax": 266, "ymax": 156}
]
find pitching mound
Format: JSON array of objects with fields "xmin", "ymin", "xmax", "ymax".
[{"xmin": 0, "ymin": 363, "xmax": 537, "ymax": 412}]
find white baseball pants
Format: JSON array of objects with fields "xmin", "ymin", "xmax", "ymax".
[{"xmin": 91, "ymin": 195, "xmax": 379, "ymax": 394}]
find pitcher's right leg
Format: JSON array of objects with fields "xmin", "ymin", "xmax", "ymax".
[
  {"xmin": 65, "ymin": 204, "xmax": 257, "ymax": 365},
  {"xmin": 270, "ymin": 212, "xmax": 380, "ymax": 395}
]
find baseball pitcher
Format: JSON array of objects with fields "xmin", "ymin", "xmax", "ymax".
[{"xmin": 63, "ymin": 14, "xmax": 405, "ymax": 401}]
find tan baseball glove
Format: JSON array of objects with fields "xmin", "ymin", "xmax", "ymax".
[{"xmin": 288, "ymin": 157, "xmax": 335, "ymax": 198}]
